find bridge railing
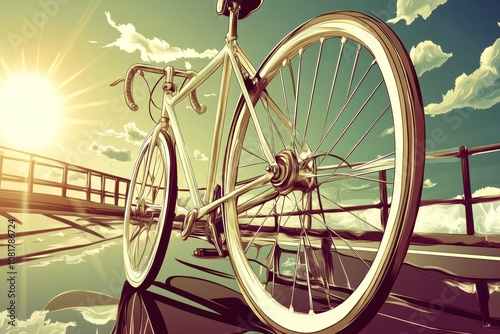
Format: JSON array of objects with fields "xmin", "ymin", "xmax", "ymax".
[
  {"xmin": 175, "ymin": 142, "xmax": 500, "ymax": 242},
  {"xmin": 421, "ymin": 143, "xmax": 500, "ymax": 236},
  {"xmin": 2, "ymin": 142, "xmax": 499, "ymax": 237},
  {"xmin": 0, "ymin": 146, "xmax": 130, "ymax": 207}
]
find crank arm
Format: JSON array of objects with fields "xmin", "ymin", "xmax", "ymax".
[{"xmin": 181, "ymin": 172, "xmax": 273, "ymax": 240}]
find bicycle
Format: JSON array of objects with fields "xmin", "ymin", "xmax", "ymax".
[{"xmin": 112, "ymin": 0, "xmax": 425, "ymax": 332}]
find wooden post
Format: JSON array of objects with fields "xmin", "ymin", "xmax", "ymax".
[
  {"xmin": 86, "ymin": 171, "xmax": 91, "ymax": 201},
  {"xmin": 28, "ymin": 157, "xmax": 35, "ymax": 193},
  {"xmin": 379, "ymin": 170, "xmax": 389, "ymax": 230},
  {"xmin": 0, "ymin": 151, "xmax": 3, "ymax": 189},
  {"xmin": 101, "ymin": 175, "xmax": 105, "ymax": 204},
  {"xmin": 114, "ymin": 178, "xmax": 119, "ymax": 206},
  {"xmin": 459, "ymin": 146, "xmax": 475, "ymax": 235},
  {"xmin": 62, "ymin": 165, "xmax": 68, "ymax": 198}
]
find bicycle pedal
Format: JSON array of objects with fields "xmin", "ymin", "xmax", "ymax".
[{"xmin": 193, "ymin": 248, "xmax": 227, "ymax": 258}]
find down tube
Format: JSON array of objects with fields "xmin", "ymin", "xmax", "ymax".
[
  {"xmin": 164, "ymin": 97, "xmax": 204, "ymax": 209},
  {"xmin": 165, "ymin": 48, "xmax": 228, "ymax": 209}
]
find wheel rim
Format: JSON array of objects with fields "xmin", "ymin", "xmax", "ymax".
[
  {"xmin": 224, "ymin": 12, "xmax": 423, "ymax": 333},
  {"xmin": 124, "ymin": 133, "xmax": 173, "ymax": 287}
]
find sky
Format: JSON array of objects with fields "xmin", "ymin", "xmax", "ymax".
[{"xmin": 0, "ymin": 0, "xmax": 499, "ymax": 232}]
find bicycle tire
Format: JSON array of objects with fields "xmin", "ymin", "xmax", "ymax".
[
  {"xmin": 223, "ymin": 11, "xmax": 424, "ymax": 333},
  {"xmin": 123, "ymin": 131, "xmax": 177, "ymax": 289}
]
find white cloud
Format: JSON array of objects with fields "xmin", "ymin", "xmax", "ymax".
[
  {"xmin": 410, "ymin": 40, "xmax": 452, "ymax": 77},
  {"xmin": 414, "ymin": 203, "xmax": 466, "ymax": 233},
  {"xmin": 184, "ymin": 61, "xmax": 192, "ymax": 69},
  {"xmin": 68, "ymin": 172, "xmax": 86, "ymax": 182},
  {"xmin": 0, "ymin": 310, "xmax": 76, "ymax": 333},
  {"xmin": 44, "ymin": 169, "xmax": 86, "ymax": 182},
  {"xmin": 104, "ymin": 12, "xmax": 218, "ymax": 63},
  {"xmin": 193, "ymin": 149, "xmax": 208, "ymax": 161},
  {"xmin": 31, "ymin": 242, "xmax": 117, "ymax": 267},
  {"xmin": 97, "ymin": 122, "xmax": 147, "ymax": 145},
  {"xmin": 204, "ymin": 93, "xmax": 217, "ymax": 97},
  {"xmin": 44, "ymin": 168, "xmax": 63, "ymax": 179},
  {"xmin": 490, "ymin": 282, "xmax": 500, "ymax": 294},
  {"xmin": 423, "ymin": 178, "xmax": 437, "ymax": 188},
  {"xmin": 415, "ymin": 186, "xmax": 500, "ymax": 234},
  {"xmin": 381, "ymin": 127, "xmax": 394, "ymax": 137},
  {"xmin": 425, "ymin": 38, "xmax": 500, "ymax": 115},
  {"xmin": 77, "ymin": 306, "xmax": 117, "ymax": 325},
  {"xmin": 89, "ymin": 142, "xmax": 132, "ymax": 162},
  {"xmin": 388, "ymin": 0, "xmax": 448, "ymax": 25},
  {"xmin": 444, "ymin": 280, "xmax": 476, "ymax": 294},
  {"xmin": 473, "ymin": 187, "xmax": 500, "ymax": 234},
  {"xmin": 472, "ymin": 186, "xmax": 500, "ymax": 197}
]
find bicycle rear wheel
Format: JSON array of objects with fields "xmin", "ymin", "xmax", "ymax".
[
  {"xmin": 123, "ymin": 131, "xmax": 177, "ymax": 289},
  {"xmin": 223, "ymin": 11, "xmax": 424, "ymax": 333}
]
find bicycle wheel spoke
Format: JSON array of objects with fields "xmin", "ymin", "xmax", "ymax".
[
  {"xmin": 287, "ymin": 61, "xmax": 297, "ymax": 99},
  {"xmin": 316, "ymin": 152, "xmax": 395, "ymax": 174},
  {"xmin": 329, "ymin": 234, "xmax": 352, "ymax": 290},
  {"xmin": 329, "ymin": 104, "xmax": 391, "ymax": 173},
  {"xmin": 289, "ymin": 228, "xmax": 305, "ymax": 312},
  {"xmin": 310, "ymin": 213, "xmax": 371, "ymax": 269},
  {"xmin": 346, "ymin": 43, "xmax": 362, "ymax": 102},
  {"xmin": 318, "ymin": 79, "xmax": 384, "ymax": 166},
  {"xmin": 266, "ymin": 96, "xmax": 276, "ymax": 154},
  {"xmin": 242, "ymin": 146, "xmax": 267, "ymax": 162},
  {"xmin": 243, "ymin": 200, "xmax": 279, "ymax": 254},
  {"xmin": 238, "ymin": 160, "xmax": 268, "ymax": 168},
  {"xmin": 317, "ymin": 192, "xmax": 382, "ymax": 233},
  {"xmin": 302, "ymin": 38, "xmax": 324, "ymax": 148},
  {"xmin": 321, "ymin": 37, "xmax": 346, "ymax": 138},
  {"xmin": 292, "ymin": 50, "xmax": 303, "ymax": 153},
  {"xmin": 311, "ymin": 59, "xmax": 378, "ymax": 161},
  {"xmin": 279, "ymin": 68, "xmax": 291, "ymax": 120},
  {"xmin": 310, "ymin": 171, "xmax": 393, "ymax": 186},
  {"xmin": 260, "ymin": 98, "xmax": 288, "ymax": 150},
  {"xmin": 316, "ymin": 187, "xmax": 351, "ymax": 291}
]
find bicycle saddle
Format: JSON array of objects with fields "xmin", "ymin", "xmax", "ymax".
[{"xmin": 217, "ymin": 0, "xmax": 263, "ymax": 20}]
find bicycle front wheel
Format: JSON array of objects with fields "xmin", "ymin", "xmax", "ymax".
[
  {"xmin": 123, "ymin": 131, "xmax": 177, "ymax": 289},
  {"xmin": 223, "ymin": 11, "xmax": 424, "ymax": 333}
]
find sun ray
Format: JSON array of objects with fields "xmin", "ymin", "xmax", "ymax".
[
  {"xmin": 61, "ymin": 118, "xmax": 104, "ymax": 126},
  {"xmin": 56, "ymin": 48, "xmax": 111, "ymax": 93},
  {"xmin": 0, "ymin": 57, "xmax": 13, "ymax": 77},
  {"xmin": 45, "ymin": 52, "xmax": 63, "ymax": 80},
  {"xmin": 62, "ymin": 79, "xmax": 110, "ymax": 103},
  {"xmin": 45, "ymin": 0, "xmax": 104, "ymax": 80},
  {"xmin": 21, "ymin": 49, "xmax": 27, "ymax": 73},
  {"xmin": 66, "ymin": 101, "xmax": 109, "ymax": 113},
  {"xmin": 35, "ymin": 23, "xmax": 45, "ymax": 75}
]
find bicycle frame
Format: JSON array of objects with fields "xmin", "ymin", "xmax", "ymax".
[{"xmin": 143, "ymin": 8, "xmax": 276, "ymax": 229}]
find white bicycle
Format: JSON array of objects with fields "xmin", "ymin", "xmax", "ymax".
[{"xmin": 114, "ymin": 1, "xmax": 425, "ymax": 332}]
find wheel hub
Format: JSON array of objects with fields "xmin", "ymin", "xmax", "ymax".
[{"xmin": 271, "ymin": 150, "xmax": 316, "ymax": 194}]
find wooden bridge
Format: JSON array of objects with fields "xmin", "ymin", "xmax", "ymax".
[{"xmin": 0, "ymin": 145, "xmax": 129, "ymax": 216}]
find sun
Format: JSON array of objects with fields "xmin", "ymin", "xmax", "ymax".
[{"xmin": 0, "ymin": 75, "xmax": 61, "ymax": 149}]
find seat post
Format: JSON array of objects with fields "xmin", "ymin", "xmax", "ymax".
[{"xmin": 227, "ymin": 1, "xmax": 240, "ymax": 41}]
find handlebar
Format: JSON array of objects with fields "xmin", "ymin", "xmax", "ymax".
[{"xmin": 111, "ymin": 63, "xmax": 206, "ymax": 114}]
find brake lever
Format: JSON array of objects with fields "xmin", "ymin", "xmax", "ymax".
[{"xmin": 110, "ymin": 77, "xmax": 125, "ymax": 86}]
